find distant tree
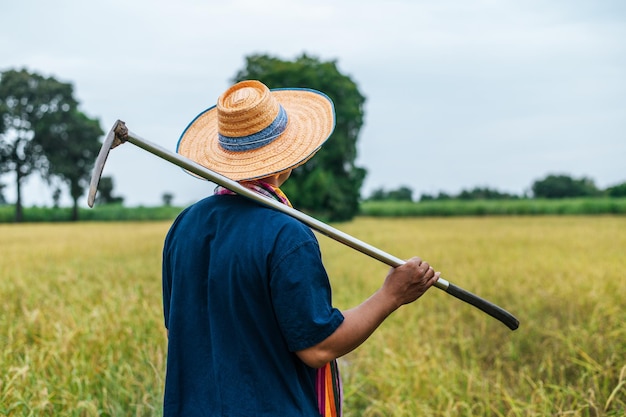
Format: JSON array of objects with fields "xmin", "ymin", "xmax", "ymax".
[
  {"xmin": 39, "ymin": 109, "xmax": 103, "ymax": 220},
  {"xmin": 0, "ymin": 93, "xmax": 6, "ymax": 195},
  {"xmin": 368, "ymin": 186, "xmax": 413, "ymax": 201},
  {"xmin": 532, "ymin": 174, "xmax": 600, "ymax": 199},
  {"xmin": 419, "ymin": 193, "xmax": 434, "ymax": 201},
  {"xmin": 95, "ymin": 176, "xmax": 124, "ymax": 205},
  {"xmin": 606, "ymin": 182, "xmax": 626, "ymax": 197},
  {"xmin": 435, "ymin": 191, "xmax": 452, "ymax": 201},
  {"xmin": 0, "ymin": 115, "xmax": 6, "ymax": 202},
  {"xmin": 387, "ymin": 186, "xmax": 413, "ymax": 201},
  {"xmin": 368, "ymin": 188, "xmax": 387, "ymax": 201},
  {"xmin": 458, "ymin": 187, "xmax": 519, "ymax": 200},
  {"xmin": 0, "ymin": 68, "xmax": 78, "ymax": 222},
  {"xmin": 0, "ymin": 182, "xmax": 6, "ymax": 204},
  {"xmin": 233, "ymin": 53, "xmax": 367, "ymax": 221},
  {"xmin": 51, "ymin": 187, "xmax": 61, "ymax": 208},
  {"xmin": 162, "ymin": 192, "xmax": 174, "ymax": 206},
  {"xmin": 418, "ymin": 191, "xmax": 452, "ymax": 201}
]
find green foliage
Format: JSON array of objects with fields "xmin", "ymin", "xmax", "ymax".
[
  {"xmin": 360, "ymin": 197, "xmax": 626, "ymax": 217},
  {"xmin": 532, "ymin": 173, "xmax": 600, "ymax": 198},
  {"xmin": 233, "ymin": 53, "xmax": 367, "ymax": 221},
  {"xmin": 368, "ymin": 186, "xmax": 414, "ymax": 201},
  {"xmin": 419, "ymin": 187, "xmax": 520, "ymax": 201},
  {"xmin": 419, "ymin": 191, "xmax": 453, "ymax": 201},
  {"xmin": 79, "ymin": 204, "xmax": 183, "ymax": 221},
  {"xmin": 0, "ymin": 182, "xmax": 6, "ymax": 204},
  {"xmin": 162, "ymin": 192, "xmax": 174, "ymax": 206},
  {"xmin": 2, "ymin": 198, "xmax": 624, "ymax": 224},
  {"xmin": 0, "ymin": 69, "xmax": 72, "ymax": 220},
  {"xmin": 39, "ymin": 109, "xmax": 103, "ymax": 220},
  {"xmin": 0, "ymin": 68, "xmax": 92, "ymax": 222},
  {"xmin": 457, "ymin": 186, "xmax": 520, "ymax": 200},
  {"xmin": 0, "ymin": 204, "xmax": 183, "ymax": 223},
  {"xmin": 95, "ymin": 176, "xmax": 124, "ymax": 205},
  {"xmin": 607, "ymin": 181, "xmax": 626, "ymax": 197}
]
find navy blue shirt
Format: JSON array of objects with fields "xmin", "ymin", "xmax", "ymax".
[{"xmin": 162, "ymin": 195, "xmax": 344, "ymax": 416}]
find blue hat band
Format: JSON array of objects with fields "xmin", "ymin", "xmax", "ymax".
[{"xmin": 218, "ymin": 105, "xmax": 288, "ymax": 152}]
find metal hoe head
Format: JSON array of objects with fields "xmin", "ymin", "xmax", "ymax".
[{"xmin": 88, "ymin": 120, "xmax": 129, "ymax": 208}]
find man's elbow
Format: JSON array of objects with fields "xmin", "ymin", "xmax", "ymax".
[{"xmin": 295, "ymin": 346, "xmax": 335, "ymax": 369}]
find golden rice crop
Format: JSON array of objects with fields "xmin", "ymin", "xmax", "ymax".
[
  {"xmin": 327, "ymin": 216, "xmax": 626, "ymax": 416},
  {"xmin": 0, "ymin": 222, "xmax": 169, "ymax": 416},
  {"xmin": 1, "ymin": 217, "xmax": 625, "ymax": 416}
]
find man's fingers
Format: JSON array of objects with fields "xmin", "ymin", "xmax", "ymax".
[
  {"xmin": 432, "ymin": 271, "xmax": 441, "ymax": 282},
  {"xmin": 426, "ymin": 266, "xmax": 434, "ymax": 278}
]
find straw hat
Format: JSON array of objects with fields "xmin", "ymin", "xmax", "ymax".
[{"xmin": 177, "ymin": 80, "xmax": 335, "ymax": 181}]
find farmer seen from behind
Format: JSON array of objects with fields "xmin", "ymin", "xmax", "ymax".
[{"xmin": 161, "ymin": 80, "xmax": 440, "ymax": 416}]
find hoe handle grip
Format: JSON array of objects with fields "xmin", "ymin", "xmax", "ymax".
[{"xmin": 446, "ymin": 284, "xmax": 519, "ymax": 330}]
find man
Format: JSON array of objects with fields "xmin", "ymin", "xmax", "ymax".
[{"xmin": 162, "ymin": 80, "xmax": 440, "ymax": 416}]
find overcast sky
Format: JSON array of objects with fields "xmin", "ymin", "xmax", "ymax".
[{"xmin": 2, "ymin": 0, "xmax": 625, "ymax": 207}]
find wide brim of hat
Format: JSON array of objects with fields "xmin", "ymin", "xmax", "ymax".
[{"xmin": 177, "ymin": 88, "xmax": 335, "ymax": 181}]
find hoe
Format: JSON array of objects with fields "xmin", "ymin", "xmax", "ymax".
[{"xmin": 88, "ymin": 120, "xmax": 519, "ymax": 331}]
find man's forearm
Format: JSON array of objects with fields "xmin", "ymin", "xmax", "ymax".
[{"xmin": 295, "ymin": 289, "xmax": 399, "ymax": 368}]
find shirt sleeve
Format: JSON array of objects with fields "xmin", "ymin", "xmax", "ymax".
[{"xmin": 270, "ymin": 234, "xmax": 344, "ymax": 352}]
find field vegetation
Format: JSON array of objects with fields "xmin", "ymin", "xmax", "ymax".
[
  {"xmin": 1, "ymin": 197, "xmax": 626, "ymax": 224},
  {"xmin": 0, "ymin": 205, "xmax": 183, "ymax": 223},
  {"xmin": 1, "ymin": 217, "xmax": 624, "ymax": 416},
  {"xmin": 360, "ymin": 198, "xmax": 626, "ymax": 217}
]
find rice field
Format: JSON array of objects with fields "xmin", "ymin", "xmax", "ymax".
[{"xmin": 1, "ymin": 216, "xmax": 625, "ymax": 416}]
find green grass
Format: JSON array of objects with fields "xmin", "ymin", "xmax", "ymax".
[
  {"xmin": 1, "ymin": 217, "xmax": 625, "ymax": 416},
  {"xmin": 360, "ymin": 197, "xmax": 626, "ymax": 217},
  {"xmin": 1, "ymin": 197, "xmax": 626, "ymax": 224},
  {"xmin": 0, "ymin": 205, "xmax": 185, "ymax": 223}
]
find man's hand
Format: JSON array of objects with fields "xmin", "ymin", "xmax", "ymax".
[{"xmin": 381, "ymin": 257, "xmax": 440, "ymax": 308}]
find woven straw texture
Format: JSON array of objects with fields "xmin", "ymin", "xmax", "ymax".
[{"xmin": 177, "ymin": 80, "xmax": 335, "ymax": 181}]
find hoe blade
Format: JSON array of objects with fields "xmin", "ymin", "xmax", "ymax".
[{"xmin": 87, "ymin": 120, "xmax": 126, "ymax": 207}]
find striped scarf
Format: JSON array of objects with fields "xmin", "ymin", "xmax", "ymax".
[{"xmin": 214, "ymin": 180, "xmax": 343, "ymax": 417}]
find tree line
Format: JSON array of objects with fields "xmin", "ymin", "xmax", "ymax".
[
  {"xmin": 369, "ymin": 174, "xmax": 626, "ymax": 202},
  {"xmin": 3, "ymin": 61, "xmax": 624, "ymax": 223},
  {"xmin": 0, "ymin": 55, "xmax": 367, "ymax": 222},
  {"xmin": 0, "ymin": 69, "xmax": 115, "ymax": 221}
]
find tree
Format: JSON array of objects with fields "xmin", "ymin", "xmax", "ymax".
[
  {"xmin": 532, "ymin": 174, "xmax": 600, "ymax": 199},
  {"xmin": 0, "ymin": 182, "xmax": 6, "ymax": 205},
  {"xmin": 39, "ymin": 109, "xmax": 103, "ymax": 221},
  {"xmin": 51, "ymin": 187, "xmax": 61, "ymax": 208},
  {"xmin": 606, "ymin": 182, "xmax": 626, "ymax": 197},
  {"xmin": 367, "ymin": 186, "xmax": 413, "ymax": 201},
  {"xmin": 95, "ymin": 176, "xmax": 124, "ymax": 205},
  {"xmin": 233, "ymin": 54, "xmax": 367, "ymax": 221},
  {"xmin": 387, "ymin": 186, "xmax": 413, "ymax": 201},
  {"xmin": 368, "ymin": 188, "xmax": 388, "ymax": 201},
  {"xmin": 420, "ymin": 191, "xmax": 453, "ymax": 201},
  {"xmin": 162, "ymin": 192, "xmax": 174, "ymax": 206},
  {"xmin": 457, "ymin": 187, "xmax": 519, "ymax": 200},
  {"xmin": 0, "ymin": 69, "xmax": 78, "ymax": 222}
]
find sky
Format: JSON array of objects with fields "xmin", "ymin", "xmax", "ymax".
[{"xmin": 1, "ymin": 0, "xmax": 625, "ymax": 207}]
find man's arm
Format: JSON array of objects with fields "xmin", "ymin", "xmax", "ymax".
[{"xmin": 296, "ymin": 257, "xmax": 440, "ymax": 368}]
